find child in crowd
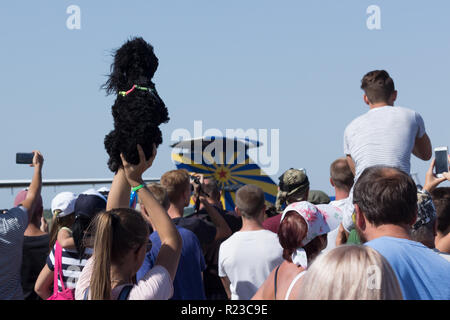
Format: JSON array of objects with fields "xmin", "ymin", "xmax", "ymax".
[{"xmin": 48, "ymin": 192, "xmax": 78, "ymax": 251}]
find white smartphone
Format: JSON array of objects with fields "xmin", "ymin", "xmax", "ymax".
[{"xmin": 434, "ymin": 146, "xmax": 449, "ymax": 178}]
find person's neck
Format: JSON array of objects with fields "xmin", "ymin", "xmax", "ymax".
[
  {"xmin": 24, "ymin": 222, "xmax": 45, "ymax": 237},
  {"xmin": 110, "ymin": 264, "xmax": 133, "ymax": 289},
  {"xmin": 365, "ymin": 224, "xmax": 412, "ymax": 242},
  {"xmin": 240, "ymin": 217, "xmax": 264, "ymax": 232},
  {"xmin": 369, "ymin": 102, "xmax": 392, "ymax": 110},
  {"xmin": 167, "ymin": 202, "xmax": 184, "ymax": 219},
  {"xmin": 334, "ymin": 188, "xmax": 349, "ymax": 201}
]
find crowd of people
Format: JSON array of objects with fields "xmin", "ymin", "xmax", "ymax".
[{"xmin": 1, "ymin": 69, "xmax": 450, "ymax": 301}]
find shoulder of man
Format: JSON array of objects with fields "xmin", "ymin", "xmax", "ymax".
[
  {"xmin": 177, "ymin": 216, "xmax": 216, "ymax": 244},
  {"xmin": 0, "ymin": 206, "xmax": 29, "ymax": 232}
]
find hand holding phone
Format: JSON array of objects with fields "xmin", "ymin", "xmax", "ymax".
[{"xmin": 434, "ymin": 147, "xmax": 449, "ymax": 178}]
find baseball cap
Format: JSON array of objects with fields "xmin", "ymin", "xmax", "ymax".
[
  {"xmin": 14, "ymin": 189, "xmax": 43, "ymax": 210},
  {"xmin": 74, "ymin": 193, "xmax": 107, "ymax": 220},
  {"xmin": 278, "ymin": 168, "xmax": 309, "ymax": 194},
  {"xmin": 51, "ymin": 192, "xmax": 78, "ymax": 218}
]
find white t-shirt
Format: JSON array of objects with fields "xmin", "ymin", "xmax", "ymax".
[
  {"xmin": 218, "ymin": 230, "xmax": 284, "ymax": 300},
  {"xmin": 342, "ymin": 106, "xmax": 426, "ymax": 232},
  {"xmin": 344, "ymin": 106, "xmax": 426, "ymax": 183},
  {"xmin": 75, "ymin": 257, "xmax": 173, "ymax": 300}
]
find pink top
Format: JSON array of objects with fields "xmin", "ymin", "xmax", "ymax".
[{"xmin": 75, "ymin": 257, "xmax": 173, "ymax": 300}]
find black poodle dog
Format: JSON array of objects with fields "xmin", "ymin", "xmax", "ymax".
[{"xmin": 103, "ymin": 37, "xmax": 169, "ymax": 172}]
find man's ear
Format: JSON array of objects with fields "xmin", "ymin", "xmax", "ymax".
[
  {"xmin": 330, "ymin": 178, "xmax": 335, "ymax": 187},
  {"xmin": 235, "ymin": 207, "xmax": 242, "ymax": 217},
  {"xmin": 408, "ymin": 208, "xmax": 418, "ymax": 228},
  {"xmin": 260, "ymin": 205, "xmax": 267, "ymax": 218},
  {"xmin": 363, "ymin": 94, "xmax": 371, "ymax": 106},
  {"xmin": 354, "ymin": 204, "xmax": 366, "ymax": 231},
  {"xmin": 433, "ymin": 219, "xmax": 438, "ymax": 237},
  {"xmin": 391, "ymin": 90, "xmax": 398, "ymax": 104}
]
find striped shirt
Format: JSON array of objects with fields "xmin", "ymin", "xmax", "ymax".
[
  {"xmin": 344, "ymin": 106, "xmax": 426, "ymax": 183},
  {"xmin": 0, "ymin": 206, "xmax": 28, "ymax": 300},
  {"xmin": 46, "ymin": 245, "xmax": 93, "ymax": 291}
]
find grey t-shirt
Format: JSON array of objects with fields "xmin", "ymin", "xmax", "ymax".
[
  {"xmin": 344, "ymin": 106, "xmax": 426, "ymax": 183},
  {"xmin": 0, "ymin": 206, "xmax": 28, "ymax": 300}
]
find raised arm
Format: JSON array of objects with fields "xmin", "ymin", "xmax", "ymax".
[
  {"xmin": 193, "ymin": 174, "xmax": 232, "ymax": 241},
  {"xmin": 120, "ymin": 145, "xmax": 182, "ymax": 281},
  {"xmin": 106, "ymin": 168, "xmax": 131, "ymax": 210},
  {"xmin": 412, "ymin": 133, "xmax": 432, "ymax": 161},
  {"xmin": 20, "ymin": 151, "xmax": 44, "ymax": 224}
]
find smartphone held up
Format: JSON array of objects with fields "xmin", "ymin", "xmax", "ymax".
[
  {"xmin": 434, "ymin": 146, "xmax": 449, "ymax": 178},
  {"xmin": 16, "ymin": 152, "xmax": 34, "ymax": 165}
]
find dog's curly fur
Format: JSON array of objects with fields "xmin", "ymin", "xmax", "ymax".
[{"xmin": 103, "ymin": 37, "xmax": 169, "ymax": 172}]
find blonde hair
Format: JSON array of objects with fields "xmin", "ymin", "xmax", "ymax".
[
  {"xmin": 297, "ymin": 245, "xmax": 403, "ymax": 300},
  {"xmin": 89, "ymin": 208, "xmax": 149, "ymax": 300},
  {"xmin": 160, "ymin": 169, "xmax": 190, "ymax": 203}
]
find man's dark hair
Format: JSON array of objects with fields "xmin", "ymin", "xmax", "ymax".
[
  {"xmin": 353, "ymin": 166, "xmax": 417, "ymax": 227},
  {"xmin": 361, "ymin": 70, "xmax": 395, "ymax": 104},
  {"xmin": 235, "ymin": 185, "xmax": 265, "ymax": 219},
  {"xmin": 330, "ymin": 158, "xmax": 354, "ymax": 192},
  {"xmin": 432, "ymin": 187, "xmax": 450, "ymax": 234}
]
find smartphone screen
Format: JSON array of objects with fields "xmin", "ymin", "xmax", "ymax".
[
  {"xmin": 16, "ymin": 153, "xmax": 34, "ymax": 164},
  {"xmin": 435, "ymin": 148, "xmax": 449, "ymax": 175}
]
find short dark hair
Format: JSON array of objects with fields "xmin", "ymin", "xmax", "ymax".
[
  {"xmin": 330, "ymin": 158, "xmax": 354, "ymax": 192},
  {"xmin": 361, "ymin": 70, "xmax": 395, "ymax": 104},
  {"xmin": 432, "ymin": 187, "xmax": 450, "ymax": 234},
  {"xmin": 353, "ymin": 166, "xmax": 417, "ymax": 227},
  {"xmin": 235, "ymin": 185, "xmax": 265, "ymax": 219}
]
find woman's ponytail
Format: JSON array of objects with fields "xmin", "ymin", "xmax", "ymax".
[{"xmin": 89, "ymin": 212, "xmax": 115, "ymax": 300}]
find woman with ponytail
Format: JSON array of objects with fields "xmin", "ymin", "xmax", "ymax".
[
  {"xmin": 75, "ymin": 144, "xmax": 182, "ymax": 300},
  {"xmin": 253, "ymin": 201, "xmax": 337, "ymax": 300}
]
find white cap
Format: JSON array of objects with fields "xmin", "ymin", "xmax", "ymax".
[{"xmin": 51, "ymin": 192, "xmax": 78, "ymax": 217}]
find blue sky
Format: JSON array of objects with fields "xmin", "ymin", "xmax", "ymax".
[{"xmin": 0, "ymin": 0, "xmax": 449, "ymax": 208}]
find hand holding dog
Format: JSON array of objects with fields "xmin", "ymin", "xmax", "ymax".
[{"xmin": 120, "ymin": 144, "xmax": 156, "ymax": 187}]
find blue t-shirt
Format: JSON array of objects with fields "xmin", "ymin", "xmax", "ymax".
[
  {"xmin": 137, "ymin": 226, "xmax": 206, "ymax": 300},
  {"xmin": 366, "ymin": 237, "xmax": 450, "ymax": 300}
]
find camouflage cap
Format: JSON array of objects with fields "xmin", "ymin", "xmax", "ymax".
[
  {"xmin": 276, "ymin": 168, "xmax": 310, "ymax": 211},
  {"xmin": 278, "ymin": 168, "xmax": 309, "ymax": 193}
]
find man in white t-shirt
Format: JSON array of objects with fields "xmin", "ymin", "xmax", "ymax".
[
  {"xmin": 324, "ymin": 157, "xmax": 354, "ymax": 251},
  {"xmin": 218, "ymin": 185, "xmax": 283, "ymax": 300},
  {"xmin": 341, "ymin": 70, "xmax": 432, "ymax": 234}
]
